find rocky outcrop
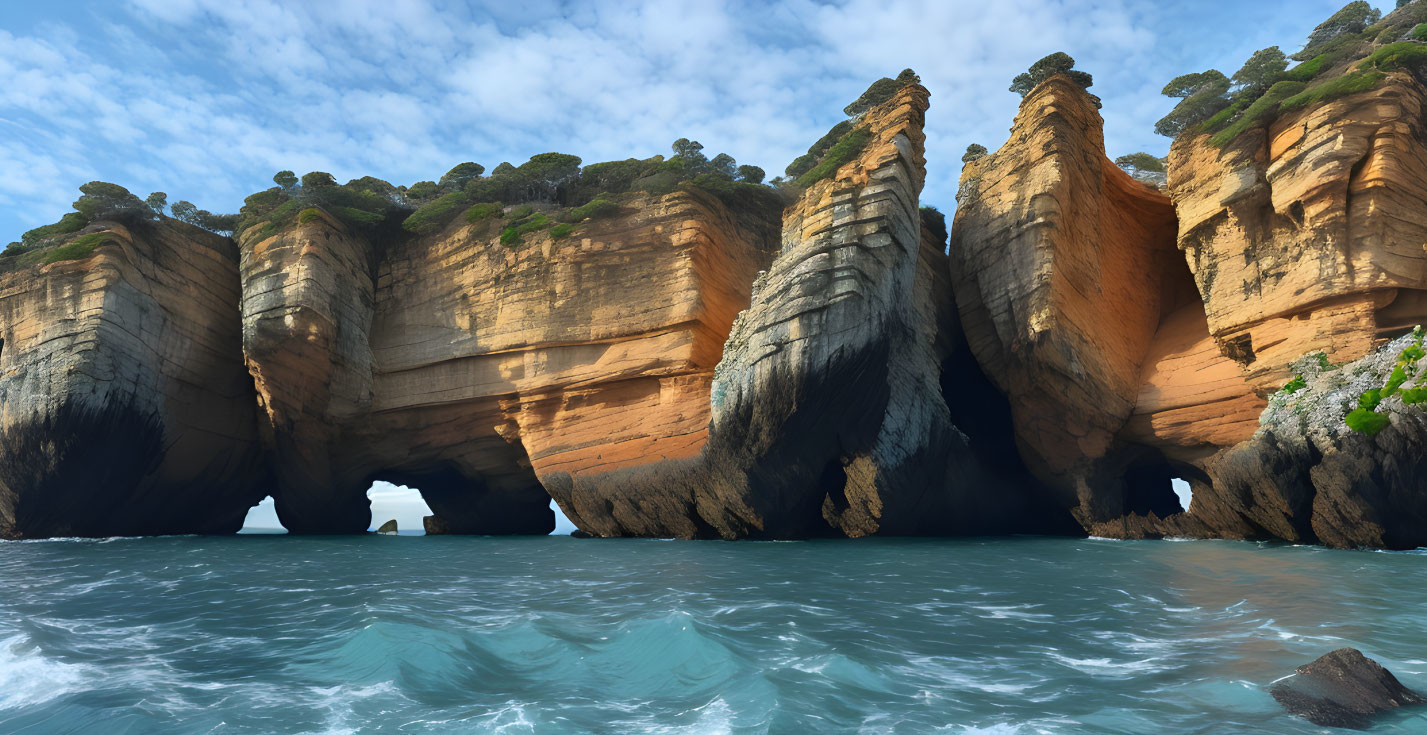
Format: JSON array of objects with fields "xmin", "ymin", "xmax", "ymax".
[
  {"xmin": 241, "ymin": 191, "xmax": 779, "ymax": 534},
  {"xmin": 0, "ymin": 219, "xmax": 264, "ymax": 539},
  {"xmin": 1186, "ymin": 334, "xmax": 1427, "ymax": 549},
  {"xmin": 1270, "ymin": 649, "xmax": 1423, "ymax": 730},
  {"xmin": 550, "ymin": 84, "xmax": 1061, "ymax": 539},
  {"xmin": 1169, "ymin": 73, "xmax": 1427, "ymax": 392},
  {"xmin": 949, "ymin": 75, "xmax": 1197, "ymax": 526}
]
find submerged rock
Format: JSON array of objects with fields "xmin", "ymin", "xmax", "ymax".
[
  {"xmin": 375, "ymin": 519, "xmax": 398, "ymax": 535},
  {"xmin": 1270, "ymin": 648, "xmax": 1423, "ymax": 729}
]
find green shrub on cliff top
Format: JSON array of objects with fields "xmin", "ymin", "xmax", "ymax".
[
  {"xmin": 1357, "ymin": 41, "xmax": 1427, "ymax": 72},
  {"xmin": 499, "ymin": 212, "xmax": 551, "ymax": 247},
  {"xmin": 562, "ymin": 198, "xmax": 621, "ymax": 222},
  {"xmin": 401, "ymin": 191, "xmax": 468, "ymax": 235},
  {"xmin": 1009, "ymin": 52, "xmax": 1092, "ymax": 97},
  {"xmin": 794, "ymin": 127, "xmax": 872, "ymax": 188},
  {"xmin": 464, "ymin": 202, "xmax": 503, "ymax": 224},
  {"xmin": 298, "ymin": 208, "xmax": 324, "ymax": 224},
  {"xmin": 42, "ymin": 232, "xmax": 113, "ymax": 264},
  {"xmin": 1279, "ymin": 71, "xmax": 1386, "ymax": 111},
  {"xmin": 1208, "ymin": 81, "xmax": 1306, "ymax": 147}
]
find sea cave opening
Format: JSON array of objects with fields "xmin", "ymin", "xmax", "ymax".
[{"xmin": 365, "ymin": 481, "xmax": 435, "ymax": 535}]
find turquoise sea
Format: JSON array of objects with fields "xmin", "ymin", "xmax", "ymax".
[{"xmin": 1, "ymin": 535, "xmax": 1426, "ymax": 734}]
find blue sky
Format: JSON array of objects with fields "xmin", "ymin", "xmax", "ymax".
[{"xmin": 0, "ymin": 0, "xmax": 1388, "ymax": 242}]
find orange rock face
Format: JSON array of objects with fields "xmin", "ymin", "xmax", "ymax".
[
  {"xmin": 1169, "ymin": 73, "xmax": 1427, "ymax": 391},
  {"xmin": 240, "ymin": 191, "xmax": 778, "ymax": 533},
  {"xmin": 948, "ymin": 76, "xmax": 1196, "ymax": 522},
  {"xmin": 0, "ymin": 220, "xmax": 264, "ymax": 538}
]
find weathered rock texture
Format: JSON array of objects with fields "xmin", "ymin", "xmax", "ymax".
[
  {"xmin": 1270, "ymin": 648, "xmax": 1424, "ymax": 730},
  {"xmin": 1169, "ymin": 72, "xmax": 1427, "ymax": 392},
  {"xmin": 948, "ymin": 70, "xmax": 1427, "ymax": 548},
  {"xmin": 240, "ymin": 192, "xmax": 779, "ymax": 534},
  {"xmin": 1190, "ymin": 335, "xmax": 1427, "ymax": 549},
  {"xmin": 550, "ymin": 84, "xmax": 1062, "ymax": 539},
  {"xmin": 0, "ymin": 220, "xmax": 264, "ymax": 538},
  {"xmin": 949, "ymin": 75, "xmax": 1207, "ymax": 526}
]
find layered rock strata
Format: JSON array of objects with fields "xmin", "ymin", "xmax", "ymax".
[
  {"xmin": 949, "ymin": 75, "xmax": 1209, "ymax": 526},
  {"xmin": 1169, "ymin": 72, "xmax": 1427, "ymax": 391},
  {"xmin": 240, "ymin": 191, "xmax": 779, "ymax": 534},
  {"xmin": 549, "ymin": 84, "xmax": 1060, "ymax": 539},
  {"xmin": 0, "ymin": 220, "xmax": 264, "ymax": 538}
]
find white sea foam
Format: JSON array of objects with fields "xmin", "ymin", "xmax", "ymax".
[
  {"xmin": 0, "ymin": 634, "xmax": 96, "ymax": 710},
  {"xmin": 1046, "ymin": 652, "xmax": 1167, "ymax": 677}
]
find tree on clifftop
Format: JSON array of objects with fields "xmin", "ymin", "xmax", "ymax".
[
  {"xmin": 1115, "ymin": 153, "xmax": 1166, "ymax": 173},
  {"xmin": 962, "ymin": 144, "xmax": 988, "ymax": 163},
  {"xmin": 843, "ymin": 68, "xmax": 919, "ymax": 116},
  {"xmin": 1294, "ymin": 1, "xmax": 1383, "ymax": 60},
  {"xmin": 1010, "ymin": 52, "xmax": 1092, "ymax": 97},
  {"xmin": 1231, "ymin": 47, "xmax": 1289, "ymax": 97},
  {"xmin": 1154, "ymin": 70, "xmax": 1230, "ymax": 137}
]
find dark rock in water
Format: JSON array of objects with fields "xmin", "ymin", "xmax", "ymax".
[
  {"xmin": 569, "ymin": 529, "xmax": 593, "ymax": 539},
  {"xmin": 1269, "ymin": 648, "xmax": 1424, "ymax": 729},
  {"xmin": 375, "ymin": 519, "xmax": 398, "ymax": 535}
]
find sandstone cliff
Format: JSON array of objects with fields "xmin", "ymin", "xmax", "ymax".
[
  {"xmin": 241, "ymin": 190, "xmax": 779, "ymax": 534},
  {"xmin": 0, "ymin": 220, "xmax": 264, "ymax": 538},
  {"xmin": 1168, "ymin": 72, "xmax": 1427, "ymax": 392},
  {"xmin": 949, "ymin": 75, "xmax": 1211, "ymax": 527},
  {"xmin": 550, "ymin": 84, "xmax": 1061, "ymax": 539}
]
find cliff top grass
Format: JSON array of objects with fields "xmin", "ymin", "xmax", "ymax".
[{"xmin": 1157, "ymin": 1, "xmax": 1427, "ymax": 148}]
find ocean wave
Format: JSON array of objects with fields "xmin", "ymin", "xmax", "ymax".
[{"xmin": 0, "ymin": 634, "xmax": 96, "ymax": 711}]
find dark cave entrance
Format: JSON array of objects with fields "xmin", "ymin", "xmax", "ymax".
[{"xmin": 363, "ymin": 464, "xmax": 556, "ymax": 536}]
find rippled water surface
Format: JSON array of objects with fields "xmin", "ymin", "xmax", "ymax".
[{"xmin": 2, "ymin": 536, "xmax": 1427, "ymax": 733}]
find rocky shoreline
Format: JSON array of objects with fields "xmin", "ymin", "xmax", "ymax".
[{"xmin": 5, "ymin": 40, "xmax": 1427, "ymax": 546}]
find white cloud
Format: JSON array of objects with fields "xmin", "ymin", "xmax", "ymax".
[{"xmin": 0, "ymin": 0, "xmax": 1384, "ymax": 240}]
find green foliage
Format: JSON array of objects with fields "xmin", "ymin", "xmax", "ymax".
[
  {"xmin": 736, "ymin": 165, "xmax": 765, "ymax": 185},
  {"xmin": 145, "ymin": 192, "xmax": 167, "ymax": 216},
  {"xmin": 1285, "ymin": 54, "xmax": 1330, "ymax": 82},
  {"xmin": 1297, "ymin": 1, "xmax": 1383, "ymax": 60},
  {"xmin": 301, "ymin": 171, "xmax": 337, "ymax": 189},
  {"xmin": 1208, "ymin": 81, "xmax": 1307, "ymax": 147},
  {"xmin": 1114, "ymin": 153, "xmax": 1165, "ymax": 173},
  {"xmin": 20, "ymin": 212, "xmax": 89, "ymax": 248},
  {"xmin": 563, "ymin": 198, "xmax": 621, "ymax": 222},
  {"xmin": 406, "ymin": 181, "xmax": 440, "ymax": 201},
  {"xmin": 1414, "ymin": 23, "xmax": 1427, "ymax": 42},
  {"xmin": 794, "ymin": 127, "xmax": 872, "ymax": 188},
  {"xmin": 1281, "ymin": 375, "xmax": 1308, "ymax": 394},
  {"xmin": 298, "ymin": 208, "xmax": 324, "ymax": 224},
  {"xmin": 1346, "ymin": 407, "xmax": 1392, "ymax": 434},
  {"xmin": 963, "ymin": 144, "xmax": 989, "ymax": 163},
  {"xmin": 170, "ymin": 200, "xmax": 199, "ymax": 225},
  {"xmin": 332, "ymin": 207, "xmax": 384, "ymax": 228},
  {"xmin": 273, "ymin": 171, "xmax": 298, "ymax": 189},
  {"xmin": 42, "ymin": 232, "xmax": 112, "ymax": 264},
  {"xmin": 1345, "ymin": 330, "xmax": 1427, "ymax": 434},
  {"xmin": 72, "ymin": 181, "xmax": 150, "ymax": 221},
  {"xmin": 1279, "ymin": 71, "xmax": 1387, "ymax": 111},
  {"xmin": 844, "ymin": 68, "xmax": 919, "ymax": 115},
  {"xmin": 401, "ymin": 191, "xmax": 469, "ymax": 235},
  {"xmin": 920, "ymin": 205, "xmax": 947, "ymax": 246},
  {"xmin": 1010, "ymin": 53, "xmax": 1091, "ymax": 97},
  {"xmin": 1231, "ymin": 47, "xmax": 1289, "ymax": 96},
  {"xmin": 439, "ymin": 162, "xmax": 485, "ymax": 190},
  {"xmin": 786, "ymin": 120, "xmax": 853, "ymax": 179},
  {"xmin": 500, "ymin": 212, "xmax": 551, "ymax": 247},
  {"xmin": 464, "ymin": 202, "xmax": 503, "ymax": 223},
  {"xmin": 550, "ymin": 223, "xmax": 576, "ymax": 239},
  {"xmin": 1357, "ymin": 41, "xmax": 1427, "ymax": 72},
  {"xmin": 1155, "ymin": 71, "xmax": 1231, "ymax": 137}
]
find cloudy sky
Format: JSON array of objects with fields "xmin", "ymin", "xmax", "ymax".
[{"xmin": 0, "ymin": 0, "xmax": 1383, "ymax": 241}]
